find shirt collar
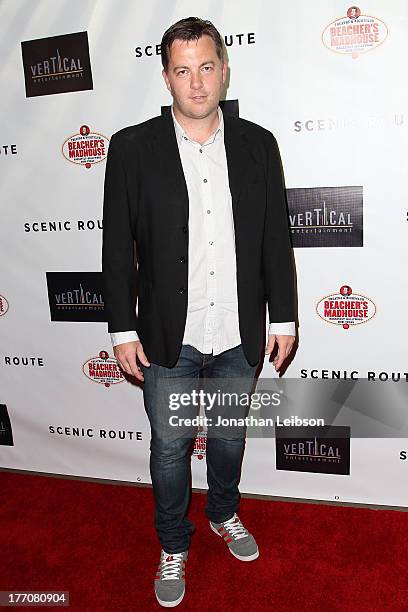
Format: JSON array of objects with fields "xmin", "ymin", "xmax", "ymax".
[{"xmin": 171, "ymin": 104, "xmax": 223, "ymax": 146}]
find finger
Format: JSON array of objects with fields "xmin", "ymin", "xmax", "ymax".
[
  {"xmin": 285, "ymin": 340, "xmax": 294, "ymax": 359},
  {"xmin": 273, "ymin": 341, "xmax": 289, "ymax": 371},
  {"xmin": 127, "ymin": 352, "xmax": 145, "ymax": 381},
  {"xmin": 265, "ymin": 335, "xmax": 276, "ymax": 355},
  {"xmin": 113, "ymin": 348, "xmax": 128, "ymax": 373},
  {"xmin": 116, "ymin": 356, "xmax": 133, "ymax": 376},
  {"xmin": 273, "ymin": 337, "xmax": 295, "ymax": 366},
  {"xmin": 274, "ymin": 351, "xmax": 285, "ymax": 371},
  {"xmin": 136, "ymin": 346, "xmax": 151, "ymax": 367},
  {"xmin": 115, "ymin": 351, "xmax": 143, "ymax": 380}
]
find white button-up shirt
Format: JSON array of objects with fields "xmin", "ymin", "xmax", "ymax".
[{"xmin": 111, "ymin": 106, "xmax": 295, "ymax": 353}]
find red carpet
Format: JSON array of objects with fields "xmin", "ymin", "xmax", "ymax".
[{"xmin": 0, "ymin": 471, "xmax": 407, "ymax": 611}]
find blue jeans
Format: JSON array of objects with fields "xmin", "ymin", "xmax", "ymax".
[{"xmin": 140, "ymin": 343, "xmax": 258, "ymax": 554}]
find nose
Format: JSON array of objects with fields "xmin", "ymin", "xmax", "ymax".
[{"xmin": 190, "ymin": 69, "xmax": 204, "ymax": 90}]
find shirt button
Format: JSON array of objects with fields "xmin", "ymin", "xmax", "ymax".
[
  {"xmin": 183, "ymin": 136, "xmax": 188, "ymax": 140},
  {"xmin": 209, "ymin": 271, "xmax": 214, "ymax": 275},
  {"xmin": 203, "ymin": 178, "xmax": 208, "ymax": 183},
  {"xmin": 210, "ymin": 302, "xmax": 214, "ymax": 306},
  {"xmin": 207, "ymin": 210, "xmax": 211, "ymax": 214},
  {"xmin": 209, "ymin": 241, "xmax": 213, "ymax": 245},
  {"xmin": 182, "ymin": 226, "xmax": 188, "ymax": 233},
  {"xmin": 179, "ymin": 256, "xmax": 186, "ymax": 263},
  {"xmin": 199, "ymin": 149, "xmax": 203, "ymax": 153},
  {"xmin": 178, "ymin": 287, "xmax": 186, "ymax": 294}
]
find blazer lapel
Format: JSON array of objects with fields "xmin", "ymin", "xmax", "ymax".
[
  {"xmin": 149, "ymin": 111, "xmax": 255, "ymax": 221},
  {"xmin": 150, "ymin": 112, "xmax": 189, "ymax": 219},
  {"xmin": 223, "ymin": 114, "xmax": 254, "ymax": 217}
]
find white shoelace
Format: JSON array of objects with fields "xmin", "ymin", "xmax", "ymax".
[
  {"xmin": 159, "ymin": 551, "xmax": 185, "ymax": 581},
  {"xmin": 222, "ymin": 514, "xmax": 248, "ymax": 540}
]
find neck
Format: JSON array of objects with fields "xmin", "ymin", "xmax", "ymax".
[{"xmin": 172, "ymin": 105, "xmax": 220, "ymax": 145}]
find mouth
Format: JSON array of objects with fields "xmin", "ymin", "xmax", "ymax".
[{"xmin": 191, "ymin": 95, "xmax": 207, "ymax": 103}]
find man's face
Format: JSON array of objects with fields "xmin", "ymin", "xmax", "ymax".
[{"xmin": 162, "ymin": 34, "xmax": 227, "ymax": 120}]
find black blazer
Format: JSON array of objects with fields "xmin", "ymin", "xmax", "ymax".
[{"xmin": 102, "ymin": 110, "xmax": 295, "ymax": 368}]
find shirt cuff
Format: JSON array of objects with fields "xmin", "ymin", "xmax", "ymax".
[
  {"xmin": 110, "ymin": 331, "xmax": 139, "ymax": 347},
  {"xmin": 268, "ymin": 321, "xmax": 296, "ymax": 336}
]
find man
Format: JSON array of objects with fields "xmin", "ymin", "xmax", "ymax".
[{"xmin": 102, "ymin": 17, "xmax": 296, "ymax": 607}]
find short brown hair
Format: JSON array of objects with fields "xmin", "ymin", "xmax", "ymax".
[{"xmin": 161, "ymin": 17, "xmax": 224, "ymax": 72}]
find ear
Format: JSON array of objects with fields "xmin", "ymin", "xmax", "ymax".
[
  {"xmin": 162, "ymin": 68, "xmax": 171, "ymax": 92},
  {"xmin": 221, "ymin": 61, "xmax": 228, "ymax": 84}
]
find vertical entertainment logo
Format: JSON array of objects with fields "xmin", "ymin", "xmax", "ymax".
[
  {"xmin": 275, "ymin": 425, "xmax": 350, "ymax": 474},
  {"xmin": 287, "ymin": 186, "xmax": 363, "ymax": 248},
  {"xmin": 21, "ymin": 31, "xmax": 93, "ymax": 97}
]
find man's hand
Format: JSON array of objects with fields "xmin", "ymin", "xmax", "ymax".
[
  {"xmin": 113, "ymin": 340, "xmax": 150, "ymax": 382},
  {"xmin": 265, "ymin": 334, "xmax": 295, "ymax": 371}
]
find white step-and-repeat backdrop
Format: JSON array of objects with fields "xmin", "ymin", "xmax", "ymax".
[{"xmin": 1, "ymin": 0, "xmax": 407, "ymax": 506}]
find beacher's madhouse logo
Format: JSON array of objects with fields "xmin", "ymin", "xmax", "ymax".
[
  {"xmin": 62, "ymin": 126, "xmax": 109, "ymax": 169},
  {"xmin": 316, "ymin": 285, "xmax": 376, "ymax": 329},
  {"xmin": 322, "ymin": 6, "xmax": 388, "ymax": 58},
  {"xmin": 0, "ymin": 294, "xmax": 9, "ymax": 317},
  {"xmin": 21, "ymin": 31, "xmax": 93, "ymax": 97},
  {"xmin": 83, "ymin": 351, "xmax": 125, "ymax": 388},
  {"xmin": 193, "ymin": 428, "xmax": 207, "ymax": 460}
]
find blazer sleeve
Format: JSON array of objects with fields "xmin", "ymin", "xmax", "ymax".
[
  {"xmin": 102, "ymin": 133, "xmax": 139, "ymax": 334},
  {"xmin": 263, "ymin": 133, "xmax": 296, "ymax": 323}
]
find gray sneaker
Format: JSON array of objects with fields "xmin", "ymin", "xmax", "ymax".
[
  {"xmin": 210, "ymin": 513, "xmax": 259, "ymax": 561},
  {"xmin": 154, "ymin": 549, "xmax": 188, "ymax": 607}
]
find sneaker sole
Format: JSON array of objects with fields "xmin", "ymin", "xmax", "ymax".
[
  {"xmin": 155, "ymin": 587, "xmax": 185, "ymax": 608},
  {"xmin": 210, "ymin": 522, "xmax": 259, "ymax": 561}
]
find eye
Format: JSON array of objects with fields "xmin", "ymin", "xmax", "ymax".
[
  {"xmin": 176, "ymin": 69, "xmax": 188, "ymax": 76},
  {"xmin": 202, "ymin": 65, "xmax": 213, "ymax": 72}
]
